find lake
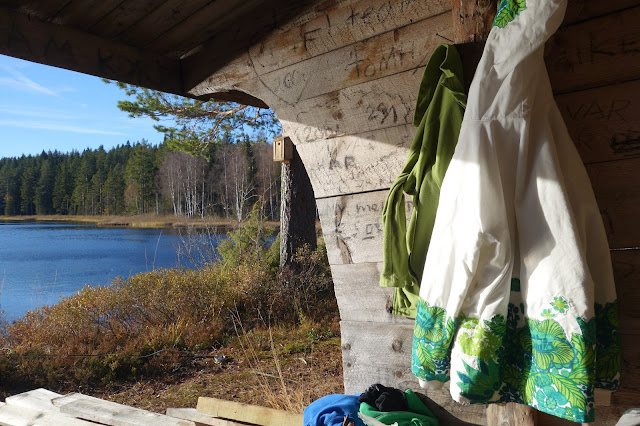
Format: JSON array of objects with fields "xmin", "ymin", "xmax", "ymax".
[{"xmin": 0, "ymin": 220, "xmax": 222, "ymax": 322}]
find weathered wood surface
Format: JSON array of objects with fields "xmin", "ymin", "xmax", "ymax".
[
  {"xmin": 166, "ymin": 408, "xmax": 252, "ymax": 426},
  {"xmin": 547, "ymin": 6, "xmax": 640, "ymax": 93},
  {"xmin": 247, "ymin": 12, "xmax": 451, "ymax": 106},
  {"xmin": 318, "ymin": 190, "xmax": 412, "ymax": 265},
  {"xmin": 3, "ymin": 388, "xmax": 62, "ymax": 413},
  {"xmin": 587, "ymin": 157, "xmax": 640, "ymax": 249},
  {"xmin": 331, "ymin": 262, "xmax": 414, "ymax": 324},
  {"xmin": 0, "ymin": 6, "xmax": 182, "ymax": 94},
  {"xmin": 486, "ymin": 403, "xmax": 536, "ymax": 426},
  {"xmin": 557, "ymin": 79, "xmax": 640, "ymax": 164},
  {"xmin": 298, "ymin": 124, "xmax": 414, "ymax": 198},
  {"xmin": 451, "ymin": 0, "xmax": 496, "ymax": 43},
  {"xmin": 115, "ymin": 0, "xmax": 212, "ymax": 48},
  {"xmin": 563, "ymin": 0, "xmax": 640, "ymax": 25},
  {"xmin": 0, "ymin": 402, "xmax": 95, "ymax": 426},
  {"xmin": 340, "ymin": 320, "xmax": 487, "ymax": 425},
  {"xmin": 52, "ymin": 393, "xmax": 195, "ymax": 426},
  {"xmin": 341, "ymin": 319, "xmax": 640, "ymax": 422},
  {"xmin": 195, "ymin": 397, "xmax": 302, "ymax": 426}
]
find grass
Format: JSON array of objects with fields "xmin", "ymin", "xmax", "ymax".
[
  {"xmin": 0, "ymin": 214, "xmax": 279, "ymax": 230},
  {"xmin": 0, "ymin": 206, "xmax": 342, "ymax": 412}
]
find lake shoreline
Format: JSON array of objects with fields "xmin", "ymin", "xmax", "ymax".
[{"xmin": 0, "ymin": 214, "xmax": 280, "ymax": 230}]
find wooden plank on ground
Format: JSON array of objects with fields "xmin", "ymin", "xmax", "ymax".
[
  {"xmin": 586, "ymin": 157, "xmax": 640, "ymax": 249},
  {"xmin": 297, "ymin": 124, "xmax": 413, "ymax": 198},
  {"xmin": 331, "ymin": 262, "xmax": 414, "ymax": 324},
  {"xmin": 166, "ymin": 408, "xmax": 251, "ymax": 426},
  {"xmin": 556, "ymin": 79, "xmax": 640, "ymax": 164},
  {"xmin": 52, "ymin": 393, "xmax": 195, "ymax": 426},
  {"xmin": 0, "ymin": 401, "xmax": 94, "ymax": 426},
  {"xmin": 317, "ymin": 190, "xmax": 411, "ymax": 265},
  {"xmin": 547, "ymin": 6, "xmax": 640, "ymax": 93},
  {"xmin": 4, "ymin": 388, "xmax": 62, "ymax": 413},
  {"xmin": 195, "ymin": 398, "xmax": 301, "ymax": 426}
]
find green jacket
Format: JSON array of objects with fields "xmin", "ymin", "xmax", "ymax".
[
  {"xmin": 359, "ymin": 389, "xmax": 438, "ymax": 426},
  {"xmin": 380, "ymin": 44, "xmax": 466, "ymax": 318}
]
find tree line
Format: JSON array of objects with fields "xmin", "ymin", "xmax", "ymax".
[{"xmin": 0, "ymin": 138, "xmax": 281, "ymax": 220}]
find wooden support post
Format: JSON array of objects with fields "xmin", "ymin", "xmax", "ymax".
[
  {"xmin": 452, "ymin": 0, "xmax": 538, "ymax": 424},
  {"xmin": 275, "ymin": 136, "xmax": 317, "ymax": 270}
]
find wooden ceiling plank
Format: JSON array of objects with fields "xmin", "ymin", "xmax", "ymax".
[
  {"xmin": 116, "ymin": 0, "xmax": 212, "ymax": 48},
  {"xmin": 88, "ymin": 0, "xmax": 170, "ymax": 40},
  {"xmin": 50, "ymin": 0, "xmax": 124, "ymax": 31},
  {"xmin": 147, "ymin": 0, "xmax": 262, "ymax": 57},
  {"xmin": 0, "ymin": 6, "xmax": 182, "ymax": 95},
  {"xmin": 8, "ymin": 0, "xmax": 71, "ymax": 21},
  {"xmin": 181, "ymin": 0, "xmax": 320, "ymax": 91}
]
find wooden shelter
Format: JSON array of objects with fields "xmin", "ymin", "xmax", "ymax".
[{"xmin": 0, "ymin": 0, "xmax": 638, "ymax": 424}]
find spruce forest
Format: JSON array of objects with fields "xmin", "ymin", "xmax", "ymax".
[{"xmin": 0, "ymin": 138, "xmax": 281, "ymax": 221}]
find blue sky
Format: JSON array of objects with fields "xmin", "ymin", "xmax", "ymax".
[{"xmin": 0, "ymin": 54, "xmax": 164, "ymax": 159}]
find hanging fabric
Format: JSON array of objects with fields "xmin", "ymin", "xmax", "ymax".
[
  {"xmin": 380, "ymin": 44, "xmax": 466, "ymax": 318},
  {"xmin": 410, "ymin": 0, "xmax": 620, "ymax": 422}
]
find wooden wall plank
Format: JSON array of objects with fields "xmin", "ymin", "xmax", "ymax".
[
  {"xmin": 340, "ymin": 320, "xmax": 487, "ymax": 425},
  {"xmin": 330, "ymin": 251, "xmax": 639, "ymax": 331},
  {"xmin": 318, "ymin": 190, "xmax": 411, "ymax": 265},
  {"xmin": 557, "ymin": 79, "xmax": 640, "ymax": 163},
  {"xmin": 274, "ymin": 68, "xmax": 422, "ymax": 145},
  {"xmin": 587, "ymin": 157, "xmax": 640, "ymax": 249},
  {"xmin": 0, "ymin": 6, "xmax": 182, "ymax": 94},
  {"xmin": 246, "ymin": 0, "xmax": 451, "ymax": 76},
  {"xmin": 611, "ymin": 250, "xmax": 640, "ymax": 335},
  {"xmin": 547, "ymin": 6, "xmax": 640, "ymax": 93},
  {"xmin": 563, "ymin": 0, "xmax": 640, "ymax": 25},
  {"xmin": 331, "ymin": 262, "xmax": 414, "ymax": 324},
  {"xmin": 249, "ymin": 12, "xmax": 451, "ymax": 106},
  {"xmin": 340, "ymin": 320, "xmax": 639, "ymax": 420},
  {"xmin": 297, "ymin": 124, "xmax": 413, "ymax": 198}
]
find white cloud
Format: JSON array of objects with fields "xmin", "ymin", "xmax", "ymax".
[
  {"xmin": 0, "ymin": 64, "xmax": 59, "ymax": 96},
  {"xmin": 0, "ymin": 106, "xmax": 77, "ymax": 120},
  {"xmin": 0, "ymin": 120, "xmax": 126, "ymax": 136}
]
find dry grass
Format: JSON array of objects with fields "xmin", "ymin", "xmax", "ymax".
[
  {"xmin": 0, "ymin": 208, "xmax": 339, "ymax": 410},
  {"xmin": 0, "ymin": 214, "xmax": 279, "ymax": 230},
  {"xmin": 93, "ymin": 319, "xmax": 343, "ymax": 414}
]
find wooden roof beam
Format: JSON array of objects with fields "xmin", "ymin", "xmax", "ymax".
[{"xmin": 0, "ymin": 6, "xmax": 182, "ymax": 95}]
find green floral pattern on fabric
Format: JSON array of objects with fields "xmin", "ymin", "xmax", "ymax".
[
  {"xmin": 551, "ymin": 296, "xmax": 570, "ymax": 313},
  {"xmin": 412, "ymin": 299, "xmax": 456, "ymax": 382},
  {"xmin": 493, "ymin": 0, "xmax": 527, "ymax": 28},
  {"xmin": 412, "ymin": 280, "xmax": 620, "ymax": 423},
  {"xmin": 595, "ymin": 301, "xmax": 621, "ymax": 390}
]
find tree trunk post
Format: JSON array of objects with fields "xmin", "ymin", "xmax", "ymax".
[{"xmin": 275, "ymin": 136, "xmax": 317, "ymax": 270}]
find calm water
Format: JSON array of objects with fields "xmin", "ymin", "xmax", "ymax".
[{"xmin": 0, "ymin": 221, "xmax": 220, "ymax": 322}]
